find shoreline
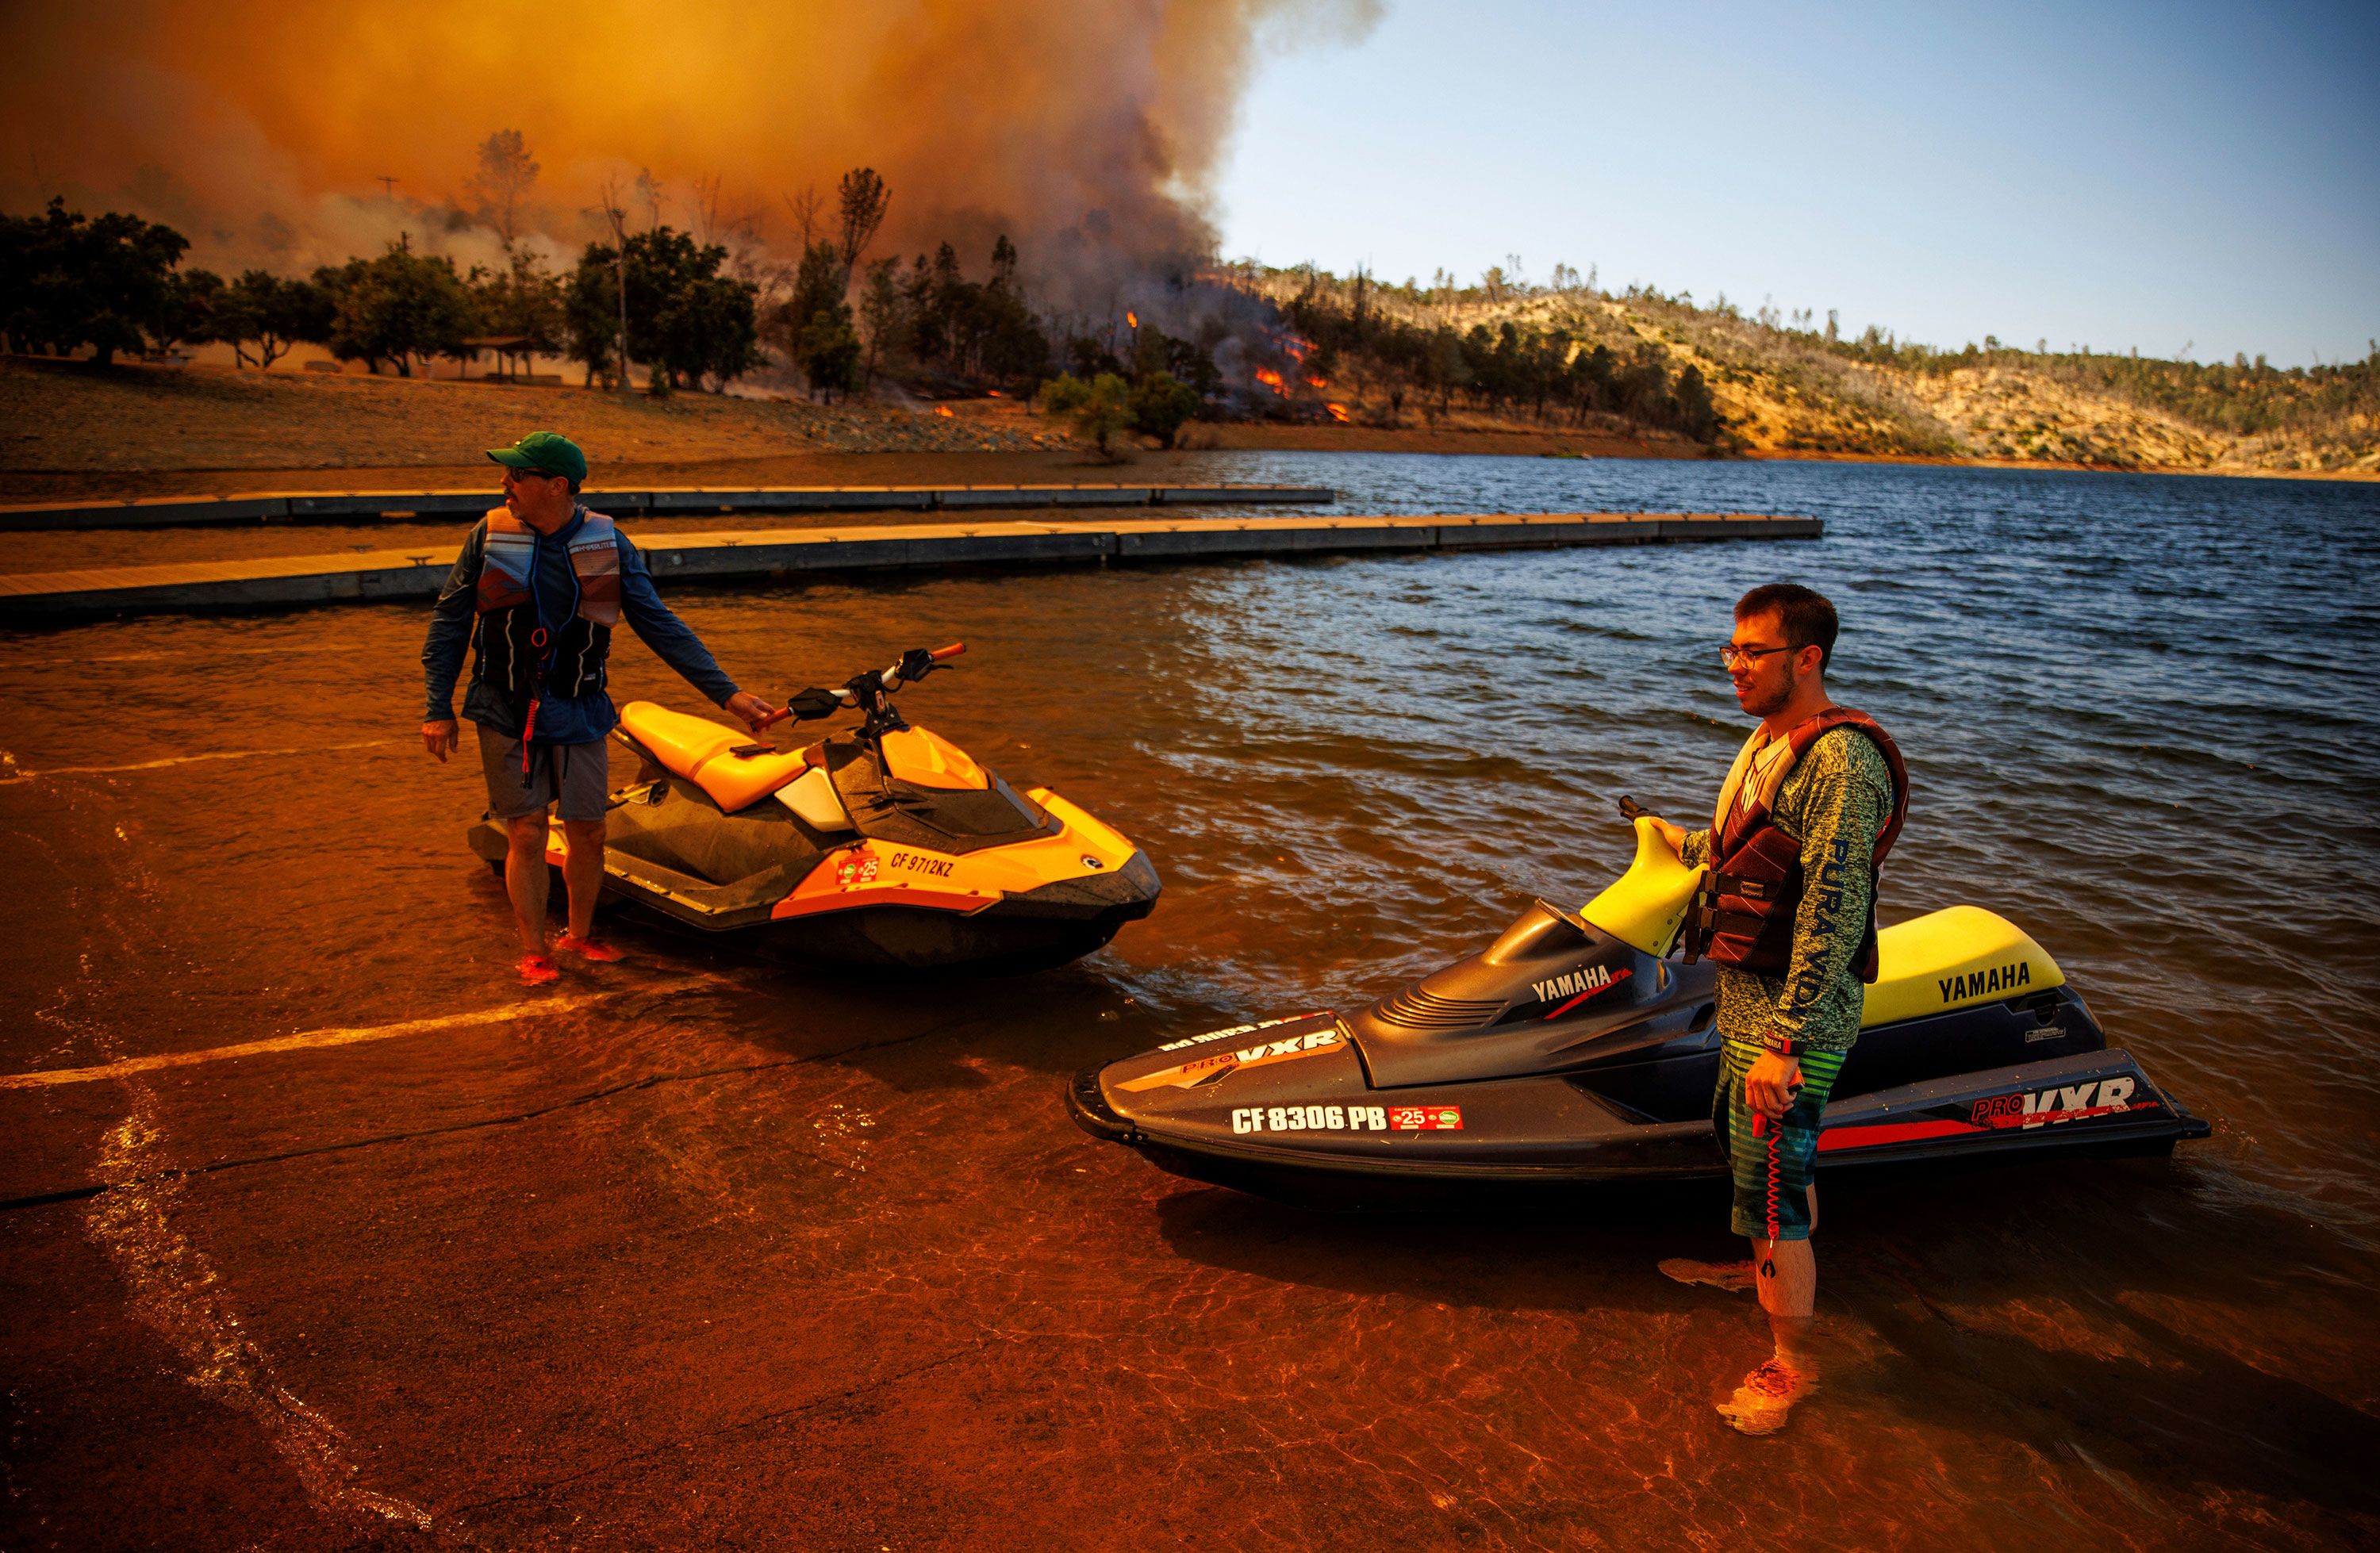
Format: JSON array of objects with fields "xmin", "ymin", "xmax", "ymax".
[
  {"xmin": 3, "ymin": 357, "xmax": 2369, "ymax": 501},
  {"xmin": 7, "ymin": 443, "xmax": 2367, "ymax": 508},
  {"xmin": 1737, "ymin": 447, "xmax": 2377, "ymax": 483}
]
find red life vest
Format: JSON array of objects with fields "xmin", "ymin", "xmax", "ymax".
[{"xmin": 1680, "ymin": 707, "xmax": 1909, "ymax": 981}]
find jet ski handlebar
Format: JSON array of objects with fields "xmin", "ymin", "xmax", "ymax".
[{"xmin": 766, "ymin": 642, "xmax": 966, "ymax": 727}]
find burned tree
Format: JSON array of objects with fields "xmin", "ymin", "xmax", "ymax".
[
  {"xmin": 835, "ymin": 167, "xmax": 890, "ymax": 286},
  {"xmin": 466, "ymin": 130, "xmax": 539, "ymax": 251}
]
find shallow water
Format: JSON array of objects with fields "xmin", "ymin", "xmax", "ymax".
[{"xmin": 3, "ymin": 453, "xmax": 2376, "ymax": 1547}]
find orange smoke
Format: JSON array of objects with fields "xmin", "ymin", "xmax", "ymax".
[
  {"xmin": 1253, "ymin": 368, "xmax": 1285, "ymax": 393},
  {"xmin": 0, "ymin": 1, "xmax": 1383, "ymax": 274}
]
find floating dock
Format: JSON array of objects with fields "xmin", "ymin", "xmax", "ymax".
[
  {"xmin": 0, "ymin": 484, "xmax": 1334, "ymax": 531},
  {"xmin": 0, "ymin": 512, "xmax": 1821, "ymax": 620}
]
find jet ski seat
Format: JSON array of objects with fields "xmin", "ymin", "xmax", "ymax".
[
  {"xmin": 1862, "ymin": 906, "xmax": 2068, "ymax": 1027},
  {"xmin": 616, "ymin": 700, "xmax": 812, "ymax": 813},
  {"xmin": 1576, "ymin": 820, "xmax": 2071, "ymax": 1033}
]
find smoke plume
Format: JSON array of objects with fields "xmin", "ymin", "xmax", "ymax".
[{"xmin": 0, "ymin": 0, "xmax": 1377, "ymax": 279}]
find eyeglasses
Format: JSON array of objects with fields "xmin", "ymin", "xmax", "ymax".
[{"xmin": 1719, "ymin": 643, "xmax": 1791, "ymax": 668}]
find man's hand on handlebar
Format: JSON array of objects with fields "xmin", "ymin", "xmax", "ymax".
[
  {"xmin": 422, "ymin": 719, "xmax": 459, "ymax": 762},
  {"xmin": 1618, "ymin": 795, "xmax": 1689, "ymax": 855},
  {"xmin": 725, "ymin": 690, "xmax": 777, "ymax": 734}
]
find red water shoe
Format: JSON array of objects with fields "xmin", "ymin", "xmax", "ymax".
[
  {"xmin": 517, "ymin": 953, "xmax": 561, "ymax": 985},
  {"xmin": 1716, "ymin": 1356, "xmax": 1820, "ymax": 1436},
  {"xmin": 553, "ymin": 932, "xmax": 623, "ymax": 963}
]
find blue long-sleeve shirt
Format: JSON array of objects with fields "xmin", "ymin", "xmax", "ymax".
[{"xmin": 421, "ymin": 506, "xmax": 741, "ymax": 745}]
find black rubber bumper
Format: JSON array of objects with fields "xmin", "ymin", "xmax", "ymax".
[
  {"xmin": 1066, "ymin": 1068, "xmax": 1134, "ymax": 1141},
  {"xmin": 1008, "ymin": 851, "xmax": 1162, "ymax": 922}
]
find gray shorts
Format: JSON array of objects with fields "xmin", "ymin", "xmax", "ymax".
[{"xmin": 475, "ymin": 723, "xmax": 610, "ymax": 823}]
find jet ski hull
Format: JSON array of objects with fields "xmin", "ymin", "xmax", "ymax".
[
  {"xmin": 1071, "ymin": 880, "xmax": 2209, "ymax": 1206},
  {"xmin": 465, "ymin": 693, "xmax": 1159, "ymax": 974},
  {"xmin": 1072, "ymin": 1043, "xmax": 2206, "ymax": 1205},
  {"xmin": 469, "ymin": 816, "xmax": 1157, "ymax": 972}
]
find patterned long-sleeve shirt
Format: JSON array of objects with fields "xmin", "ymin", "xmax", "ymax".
[{"xmin": 1682, "ymin": 726, "xmax": 1894, "ymax": 1056}]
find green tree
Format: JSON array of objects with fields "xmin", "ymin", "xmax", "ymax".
[
  {"xmin": 317, "ymin": 240, "xmax": 476, "ymax": 376},
  {"xmin": 857, "ymin": 255, "xmax": 908, "ymax": 385},
  {"xmin": 777, "ymin": 242, "xmax": 846, "ymax": 352},
  {"xmin": 1038, "ymin": 371, "xmax": 1133, "ymax": 460},
  {"xmin": 567, "ymin": 225, "xmax": 759, "ymax": 393},
  {"xmin": 797, "ymin": 308, "xmax": 861, "ymax": 401},
  {"xmin": 562, "ymin": 253, "xmax": 620, "ymax": 387},
  {"xmin": 1128, "ymin": 372, "xmax": 1200, "ymax": 448},
  {"xmin": 0, "ymin": 198, "xmax": 190, "ymax": 365},
  {"xmin": 215, "ymin": 270, "xmax": 333, "ymax": 369},
  {"xmin": 152, "ymin": 267, "xmax": 224, "ymax": 356},
  {"xmin": 470, "ymin": 250, "xmax": 566, "ymax": 355},
  {"xmin": 1672, "ymin": 363, "xmax": 1719, "ymax": 441}
]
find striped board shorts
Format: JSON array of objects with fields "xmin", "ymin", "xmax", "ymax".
[{"xmin": 1713, "ymin": 1040, "xmax": 1847, "ymax": 1242}]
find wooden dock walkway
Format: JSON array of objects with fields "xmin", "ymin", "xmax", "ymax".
[
  {"xmin": 0, "ymin": 512, "xmax": 1821, "ymax": 621},
  {"xmin": 0, "ymin": 483, "xmax": 1334, "ymax": 531}
]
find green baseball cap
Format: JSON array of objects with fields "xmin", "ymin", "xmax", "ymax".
[{"xmin": 486, "ymin": 431, "xmax": 588, "ymax": 484}]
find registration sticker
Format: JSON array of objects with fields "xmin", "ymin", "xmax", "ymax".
[{"xmin": 1389, "ymin": 1105, "xmax": 1464, "ymax": 1131}]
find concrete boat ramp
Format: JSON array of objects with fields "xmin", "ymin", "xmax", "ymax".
[
  {"xmin": 0, "ymin": 511, "xmax": 1821, "ymax": 620},
  {"xmin": 0, "ymin": 482, "xmax": 1334, "ymax": 531}
]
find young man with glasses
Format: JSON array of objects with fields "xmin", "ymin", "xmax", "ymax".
[
  {"xmin": 1648, "ymin": 582, "xmax": 1909, "ymax": 1435},
  {"xmin": 420, "ymin": 431, "xmax": 778, "ymax": 984}
]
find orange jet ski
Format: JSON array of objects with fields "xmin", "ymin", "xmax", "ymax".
[{"xmin": 466, "ymin": 642, "xmax": 1161, "ymax": 972}]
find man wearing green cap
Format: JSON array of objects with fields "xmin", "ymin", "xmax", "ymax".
[{"xmin": 421, "ymin": 431, "xmax": 777, "ymax": 984}]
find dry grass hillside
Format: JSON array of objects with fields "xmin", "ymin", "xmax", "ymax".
[
  {"xmin": 1242, "ymin": 267, "xmax": 2378, "ymax": 477},
  {"xmin": 0, "ymin": 356, "xmax": 1050, "ymax": 476}
]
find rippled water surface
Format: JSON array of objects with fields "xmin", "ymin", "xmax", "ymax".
[{"xmin": 4, "ymin": 454, "xmax": 2376, "ymax": 1548}]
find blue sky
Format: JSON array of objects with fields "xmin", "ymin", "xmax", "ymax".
[{"xmin": 1212, "ymin": 0, "xmax": 2379, "ymax": 366}]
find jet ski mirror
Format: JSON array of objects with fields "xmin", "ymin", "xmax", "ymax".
[
  {"xmin": 770, "ymin": 643, "xmax": 969, "ymax": 740},
  {"xmin": 784, "ymin": 687, "xmax": 844, "ymax": 721},
  {"xmin": 897, "ymin": 643, "xmax": 963, "ymax": 682}
]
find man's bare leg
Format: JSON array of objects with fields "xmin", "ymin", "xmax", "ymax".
[
  {"xmin": 1752, "ymin": 1234, "xmax": 1818, "ymax": 1371},
  {"xmin": 559, "ymin": 818, "xmax": 605, "ymax": 939},
  {"xmin": 1718, "ymin": 1188, "xmax": 1822, "ymax": 1434},
  {"xmin": 503, "ymin": 813, "xmax": 552, "ymax": 957}
]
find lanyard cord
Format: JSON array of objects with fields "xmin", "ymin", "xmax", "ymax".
[{"xmin": 519, "ymin": 516, "xmax": 585, "ymax": 780}]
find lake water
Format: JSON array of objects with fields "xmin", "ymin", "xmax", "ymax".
[{"xmin": 3, "ymin": 453, "xmax": 2374, "ymax": 1547}]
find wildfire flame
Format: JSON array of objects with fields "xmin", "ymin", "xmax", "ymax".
[
  {"xmin": 1253, "ymin": 368, "xmax": 1286, "ymax": 393},
  {"xmin": 1281, "ymin": 336, "xmax": 1315, "ymax": 363},
  {"xmin": 1305, "ymin": 374, "xmax": 1327, "ymax": 389},
  {"xmin": 986, "ymin": 388, "xmax": 1003, "ymax": 397},
  {"xmin": 935, "ymin": 405, "xmax": 954, "ymax": 418},
  {"xmin": 1127, "ymin": 311, "xmax": 1139, "ymax": 328},
  {"xmin": 1326, "ymin": 402, "xmax": 1350, "ymax": 423}
]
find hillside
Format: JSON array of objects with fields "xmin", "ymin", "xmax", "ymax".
[{"xmin": 1238, "ymin": 267, "xmax": 2378, "ymax": 476}]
